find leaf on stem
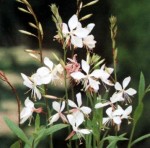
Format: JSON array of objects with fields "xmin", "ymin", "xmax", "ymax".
[
  {"xmin": 18, "ymin": 7, "xmax": 30, "ymax": 14},
  {"xmin": 3, "ymin": 117, "xmax": 31, "ymax": 147},
  {"xmin": 79, "ymin": 14, "xmax": 93, "ymax": 21},
  {"xmin": 131, "ymin": 133, "xmax": 150, "ymax": 146},
  {"xmin": 28, "ymin": 22, "xmax": 38, "ymax": 29},
  {"xmin": 83, "ymin": 0, "xmax": 99, "ymax": 8},
  {"xmin": 19, "ymin": 30, "xmax": 37, "ymax": 38}
]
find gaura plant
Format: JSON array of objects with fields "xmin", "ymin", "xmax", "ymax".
[{"xmin": 1, "ymin": 0, "xmax": 150, "ymax": 147}]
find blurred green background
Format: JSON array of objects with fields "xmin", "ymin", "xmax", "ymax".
[{"xmin": 0, "ymin": 0, "xmax": 150, "ymax": 147}]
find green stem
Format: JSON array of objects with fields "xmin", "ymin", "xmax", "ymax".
[{"xmin": 127, "ymin": 123, "xmax": 136, "ymax": 148}]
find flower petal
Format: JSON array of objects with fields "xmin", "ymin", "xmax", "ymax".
[
  {"xmin": 123, "ymin": 76, "xmax": 131, "ymax": 89},
  {"xmin": 71, "ymin": 35, "xmax": 83, "ymax": 48},
  {"xmin": 68, "ymin": 99, "xmax": 77, "ymax": 108},
  {"xmin": 76, "ymin": 93, "xmax": 82, "ymax": 107},
  {"xmin": 52, "ymin": 101, "xmax": 61, "ymax": 112},
  {"xmin": 44, "ymin": 57, "xmax": 53, "ymax": 70},
  {"xmin": 81, "ymin": 60, "xmax": 90, "ymax": 74},
  {"xmin": 80, "ymin": 106, "xmax": 91, "ymax": 114},
  {"xmin": 24, "ymin": 97, "xmax": 34, "ymax": 108},
  {"xmin": 71, "ymin": 71, "xmax": 85, "ymax": 80},
  {"xmin": 68, "ymin": 14, "xmax": 78, "ymax": 31},
  {"xmin": 62, "ymin": 23, "xmax": 69, "ymax": 34},
  {"xmin": 49, "ymin": 113, "xmax": 59, "ymax": 125},
  {"xmin": 125, "ymin": 88, "xmax": 137, "ymax": 96},
  {"xmin": 115, "ymin": 82, "xmax": 122, "ymax": 91}
]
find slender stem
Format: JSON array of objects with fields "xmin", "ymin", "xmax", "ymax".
[
  {"xmin": 7, "ymin": 81, "xmax": 21, "ymax": 127},
  {"xmin": 127, "ymin": 123, "xmax": 136, "ymax": 148}
]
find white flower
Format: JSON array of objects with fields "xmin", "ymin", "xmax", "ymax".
[
  {"xmin": 62, "ymin": 14, "xmax": 95, "ymax": 48},
  {"xmin": 21, "ymin": 73, "xmax": 42, "ymax": 100},
  {"xmin": 92, "ymin": 64, "xmax": 114, "ymax": 86},
  {"xmin": 37, "ymin": 57, "xmax": 63, "ymax": 84},
  {"xmin": 71, "ymin": 60, "xmax": 100, "ymax": 92},
  {"xmin": 20, "ymin": 97, "xmax": 42, "ymax": 124},
  {"xmin": 103, "ymin": 107, "xmax": 122, "ymax": 126},
  {"xmin": 114, "ymin": 76, "xmax": 137, "ymax": 103},
  {"xmin": 49, "ymin": 101, "xmax": 67, "ymax": 125},
  {"xmin": 83, "ymin": 35, "xmax": 96, "ymax": 49},
  {"xmin": 66, "ymin": 113, "xmax": 92, "ymax": 140},
  {"xmin": 68, "ymin": 93, "xmax": 91, "ymax": 116}
]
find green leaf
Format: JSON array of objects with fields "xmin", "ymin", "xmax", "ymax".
[
  {"xmin": 131, "ymin": 133, "xmax": 150, "ymax": 146},
  {"xmin": 35, "ymin": 114, "xmax": 40, "ymax": 130},
  {"xmin": 44, "ymin": 124, "xmax": 68, "ymax": 136},
  {"xmin": 34, "ymin": 124, "xmax": 68, "ymax": 146},
  {"xmin": 138, "ymin": 72, "xmax": 145, "ymax": 103},
  {"xmin": 104, "ymin": 133, "xmax": 128, "ymax": 148},
  {"xmin": 10, "ymin": 140, "xmax": 21, "ymax": 148},
  {"xmin": 133, "ymin": 102, "xmax": 144, "ymax": 124},
  {"xmin": 3, "ymin": 117, "xmax": 31, "ymax": 147}
]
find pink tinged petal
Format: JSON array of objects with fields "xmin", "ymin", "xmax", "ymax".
[
  {"xmin": 68, "ymin": 99, "xmax": 77, "ymax": 108},
  {"xmin": 25, "ymin": 97, "xmax": 34, "ymax": 108},
  {"xmin": 44, "ymin": 57, "xmax": 53, "ymax": 70},
  {"xmin": 125, "ymin": 88, "xmax": 137, "ymax": 96},
  {"xmin": 123, "ymin": 76, "xmax": 131, "ymax": 89},
  {"xmin": 71, "ymin": 71, "xmax": 85, "ymax": 80},
  {"xmin": 49, "ymin": 113, "xmax": 59, "ymax": 125},
  {"xmin": 81, "ymin": 60, "xmax": 90, "ymax": 74},
  {"xmin": 71, "ymin": 35, "xmax": 83, "ymax": 48},
  {"xmin": 95, "ymin": 102, "xmax": 110, "ymax": 109},
  {"xmin": 78, "ymin": 129, "xmax": 91, "ymax": 134},
  {"xmin": 60, "ymin": 113, "xmax": 68, "ymax": 123},
  {"xmin": 113, "ymin": 116, "xmax": 121, "ymax": 125},
  {"xmin": 68, "ymin": 14, "xmax": 78, "ymax": 30},
  {"xmin": 76, "ymin": 93, "xmax": 82, "ymax": 107},
  {"xmin": 52, "ymin": 101, "xmax": 61, "ymax": 112},
  {"xmin": 80, "ymin": 106, "xmax": 91, "ymax": 114},
  {"xmin": 62, "ymin": 23, "xmax": 69, "ymax": 34},
  {"xmin": 60, "ymin": 101, "xmax": 65, "ymax": 112},
  {"xmin": 115, "ymin": 82, "xmax": 122, "ymax": 91}
]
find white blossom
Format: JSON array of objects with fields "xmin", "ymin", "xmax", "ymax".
[
  {"xmin": 21, "ymin": 73, "xmax": 42, "ymax": 100},
  {"xmin": 49, "ymin": 101, "xmax": 67, "ymax": 125}
]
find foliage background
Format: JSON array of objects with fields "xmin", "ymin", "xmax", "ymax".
[{"xmin": 0, "ymin": 0, "xmax": 149, "ymax": 147}]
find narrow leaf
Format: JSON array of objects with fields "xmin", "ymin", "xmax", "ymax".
[
  {"xmin": 138, "ymin": 72, "xmax": 145, "ymax": 103},
  {"xmin": 133, "ymin": 103, "xmax": 144, "ymax": 124},
  {"xmin": 35, "ymin": 114, "xmax": 40, "ymax": 130},
  {"xmin": 18, "ymin": 7, "xmax": 30, "ymax": 14},
  {"xmin": 83, "ymin": 0, "xmax": 99, "ymax": 8},
  {"xmin": 10, "ymin": 140, "xmax": 21, "ymax": 148},
  {"xmin": 28, "ymin": 22, "xmax": 38, "ymax": 29},
  {"xmin": 3, "ymin": 117, "xmax": 31, "ymax": 146},
  {"xmin": 131, "ymin": 133, "xmax": 150, "ymax": 146},
  {"xmin": 19, "ymin": 30, "xmax": 37, "ymax": 38},
  {"xmin": 79, "ymin": 14, "xmax": 93, "ymax": 21},
  {"xmin": 39, "ymin": 22, "xmax": 43, "ymax": 39}
]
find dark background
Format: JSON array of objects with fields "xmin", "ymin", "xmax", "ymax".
[{"xmin": 0, "ymin": 0, "xmax": 150, "ymax": 147}]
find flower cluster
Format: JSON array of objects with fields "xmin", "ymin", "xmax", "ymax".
[{"xmin": 20, "ymin": 13, "xmax": 137, "ymax": 141}]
